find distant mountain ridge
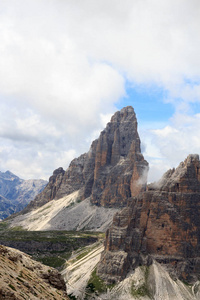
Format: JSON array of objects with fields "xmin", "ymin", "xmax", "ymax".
[{"xmin": 0, "ymin": 171, "xmax": 47, "ymax": 219}]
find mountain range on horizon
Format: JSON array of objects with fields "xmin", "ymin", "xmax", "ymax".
[{"xmin": 0, "ymin": 170, "xmax": 47, "ymax": 220}]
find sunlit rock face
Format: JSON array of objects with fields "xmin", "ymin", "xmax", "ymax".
[
  {"xmin": 25, "ymin": 106, "xmax": 148, "ymax": 211},
  {"xmin": 97, "ymin": 154, "xmax": 200, "ymax": 285},
  {"xmin": 0, "ymin": 245, "xmax": 67, "ymax": 299},
  {"xmin": 89, "ymin": 106, "xmax": 148, "ymax": 207}
]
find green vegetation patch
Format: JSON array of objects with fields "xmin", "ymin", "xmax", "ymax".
[
  {"xmin": 131, "ymin": 266, "xmax": 152, "ymax": 299},
  {"xmin": 8, "ymin": 283, "xmax": 16, "ymax": 291},
  {"xmin": 0, "ymin": 229, "xmax": 104, "ymax": 242},
  {"xmin": 87, "ymin": 268, "xmax": 107, "ymax": 293},
  {"xmin": 36, "ymin": 256, "xmax": 66, "ymax": 269},
  {"xmin": 0, "ymin": 229, "xmax": 104, "ymax": 270},
  {"xmin": 70, "ymin": 241, "xmax": 102, "ymax": 264},
  {"xmin": 10, "ymin": 226, "xmax": 26, "ymax": 231},
  {"xmin": 17, "ymin": 276, "xmax": 24, "ymax": 283},
  {"xmin": 131, "ymin": 284, "xmax": 150, "ymax": 298},
  {"xmin": 86, "ymin": 268, "xmax": 114, "ymax": 297},
  {"xmin": 0, "ymin": 221, "xmax": 9, "ymax": 231},
  {"xmin": 68, "ymin": 294, "xmax": 77, "ymax": 299}
]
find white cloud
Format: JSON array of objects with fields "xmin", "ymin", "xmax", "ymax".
[
  {"xmin": 156, "ymin": 114, "xmax": 200, "ymax": 160},
  {"xmin": 0, "ymin": 0, "xmax": 200, "ymax": 180},
  {"xmin": 143, "ymin": 112, "xmax": 200, "ymax": 182}
]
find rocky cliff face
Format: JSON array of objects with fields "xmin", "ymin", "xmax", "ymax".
[
  {"xmin": 25, "ymin": 106, "xmax": 148, "ymax": 211},
  {"xmin": 0, "ymin": 171, "xmax": 47, "ymax": 219},
  {"xmin": 62, "ymin": 240, "xmax": 200, "ymax": 300},
  {"xmin": 0, "ymin": 245, "xmax": 68, "ymax": 299},
  {"xmin": 97, "ymin": 154, "xmax": 200, "ymax": 284}
]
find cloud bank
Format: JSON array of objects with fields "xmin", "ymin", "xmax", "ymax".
[{"xmin": 0, "ymin": 0, "xmax": 200, "ymax": 180}]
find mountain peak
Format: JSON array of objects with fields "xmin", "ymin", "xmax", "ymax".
[
  {"xmin": 0, "ymin": 170, "xmax": 20, "ymax": 181},
  {"xmin": 110, "ymin": 106, "xmax": 135, "ymax": 123},
  {"xmin": 151, "ymin": 153, "xmax": 200, "ymax": 192},
  {"xmin": 22, "ymin": 107, "xmax": 148, "ymax": 212},
  {"xmin": 185, "ymin": 153, "xmax": 199, "ymax": 164}
]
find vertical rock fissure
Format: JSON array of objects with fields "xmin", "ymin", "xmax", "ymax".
[{"xmin": 139, "ymin": 207, "xmax": 151, "ymax": 254}]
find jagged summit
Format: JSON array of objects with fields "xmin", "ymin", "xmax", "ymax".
[
  {"xmin": 98, "ymin": 106, "xmax": 141, "ymax": 163},
  {"xmin": 0, "ymin": 170, "xmax": 19, "ymax": 180},
  {"xmin": 110, "ymin": 106, "xmax": 137, "ymax": 129},
  {"xmin": 24, "ymin": 106, "xmax": 148, "ymax": 212},
  {"xmin": 150, "ymin": 153, "xmax": 200, "ymax": 192}
]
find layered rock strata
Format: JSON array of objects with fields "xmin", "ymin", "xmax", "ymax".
[
  {"xmin": 97, "ymin": 154, "xmax": 200, "ymax": 284},
  {"xmin": 25, "ymin": 106, "xmax": 148, "ymax": 211},
  {"xmin": 0, "ymin": 245, "xmax": 68, "ymax": 299}
]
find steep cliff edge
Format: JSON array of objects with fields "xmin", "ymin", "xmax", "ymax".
[
  {"xmin": 24, "ymin": 106, "xmax": 148, "ymax": 212},
  {"xmin": 97, "ymin": 154, "xmax": 200, "ymax": 285}
]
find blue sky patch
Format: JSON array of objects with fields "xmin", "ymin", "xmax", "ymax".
[{"xmin": 117, "ymin": 82, "xmax": 174, "ymax": 125}]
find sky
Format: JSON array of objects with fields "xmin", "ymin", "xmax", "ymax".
[{"xmin": 0, "ymin": 0, "xmax": 200, "ymax": 183}]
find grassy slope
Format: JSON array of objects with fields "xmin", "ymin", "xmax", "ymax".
[{"xmin": 0, "ymin": 221, "xmax": 104, "ymax": 270}]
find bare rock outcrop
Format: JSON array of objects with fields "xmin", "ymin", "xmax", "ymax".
[
  {"xmin": 97, "ymin": 154, "xmax": 200, "ymax": 284},
  {"xmin": 24, "ymin": 106, "xmax": 148, "ymax": 211},
  {"xmin": 0, "ymin": 244, "xmax": 68, "ymax": 299},
  {"xmin": 23, "ymin": 167, "xmax": 65, "ymax": 212}
]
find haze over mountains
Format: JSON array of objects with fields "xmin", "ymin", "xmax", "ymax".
[{"xmin": 0, "ymin": 171, "xmax": 47, "ymax": 220}]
